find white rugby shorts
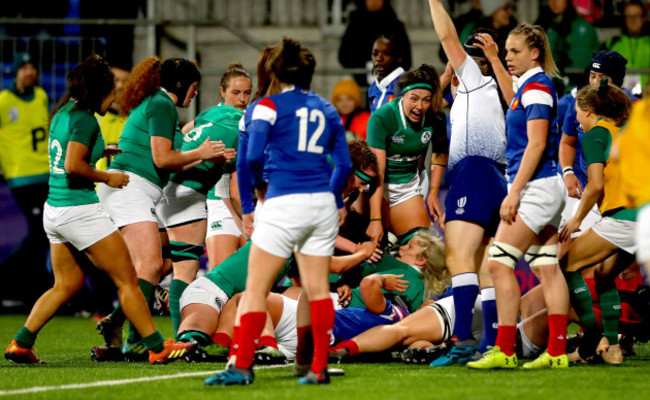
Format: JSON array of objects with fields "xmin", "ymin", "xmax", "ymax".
[
  {"xmin": 43, "ymin": 202, "xmax": 117, "ymax": 250},
  {"xmin": 515, "ymin": 175, "xmax": 567, "ymax": 235},
  {"xmin": 157, "ymin": 182, "xmax": 207, "ymax": 228},
  {"xmin": 206, "ymin": 198, "xmax": 241, "ymax": 239},
  {"xmin": 384, "ymin": 174, "xmax": 422, "ymax": 208},
  {"xmin": 179, "ymin": 276, "xmax": 229, "ymax": 314},
  {"xmin": 559, "ymin": 195, "xmax": 602, "ymax": 238},
  {"xmin": 252, "ymin": 192, "xmax": 338, "ymax": 258},
  {"xmin": 592, "ymin": 216, "xmax": 637, "ymax": 255},
  {"xmin": 636, "ymin": 204, "xmax": 650, "ymax": 263},
  {"xmin": 97, "ymin": 171, "xmax": 164, "ymax": 228}
]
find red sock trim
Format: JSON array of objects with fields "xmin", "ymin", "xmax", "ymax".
[
  {"xmin": 212, "ymin": 332, "xmax": 232, "ymax": 348},
  {"xmin": 296, "ymin": 325, "xmax": 313, "ymax": 366},
  {"xmin": 228, "ymin": 326, "xmax": 239, "ymax": 359},
  {"xmin": 258, "ymin": 335, "xmax": 278, "ymax": 349},
  {"xmin": 335, "ymin": 340, "xmax": 359, "ymax": 357},
  {"xmin": 310, "ymin": 298, "xmax": 335, "ymax": 374},
  {"xmin": 495, "ymin": 325, "xmax": 516, "ymax": 356},
  {"xmin": 547, "ymin": 314, "xmax": 568, "ymax": 357},
  {"xmin": 235, "ymin": 312, "xmax": 266, "ymax": 369}
]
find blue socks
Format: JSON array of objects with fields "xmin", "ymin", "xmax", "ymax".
[
  {"xmin": 478, "ymin": 287, "xmax": 497, "ymax": 353},
  {"xmin": 451, "ymin": 273, "xmax": 480, "ymax": 342}
]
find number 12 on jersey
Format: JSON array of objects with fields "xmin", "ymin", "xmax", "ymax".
[
  {"xmin": 295, "ymin": 107, "xmax": 325, "ymax": 154},
  {"xmin": 49, "ymin": 138, "xmax": 65, "ymax": 174}
]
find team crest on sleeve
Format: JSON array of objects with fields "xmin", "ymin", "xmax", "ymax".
[
  {"xmin": 511, "ymin": 98, "xmax": 519, "ymax": 111},
  {"xmin": 9, "ymin": 107, "xmax": 19, "ymax": 122},
  {"xmin": 421, "ymin": 130, "xmax": 432, "ymax": 144}
]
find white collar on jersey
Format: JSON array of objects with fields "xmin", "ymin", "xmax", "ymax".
[
  {"xmin": 409, "ymin": 264, "xmax": 422, "ymax": 274},
  {"xmin": 281, "ymin": 85, "xmax": 296, "ymax": 93},
  {"xmin": 375, "ymin": 67, "xmax": 405, "ymax": 91},
  {"xmin": 512, "ymin": 66, "xmax": 544, "ymax": 92},
  {"xmin": 398, "ymin": 97, "xmax": 425, "ymax": 130}
]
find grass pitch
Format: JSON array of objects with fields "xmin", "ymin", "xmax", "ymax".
[{"xmin": 1, "ymin": 315, "xmax": 649, "ymax": 400}]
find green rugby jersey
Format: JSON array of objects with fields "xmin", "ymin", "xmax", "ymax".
[
  {"xmin": 203, "ymin": 242, "xmax": 289, "ymax": 298},
  {"xmin": 347, "ymin": 254, "xmax": 424, "ymax": 313},
  {"xmin": 47, "ymin": 102, "xmax": 105, "ymax": 207},
  {"xmin": 110, "ymin": 90, "xmax": 181, "ymax": 188},
  {"xmin": 366, "ymin": 98, "xmax": 447, "ymax": 184},
  {"xmin": 170, "ymin": 104, "xmax": 241, "ymax": 195}
]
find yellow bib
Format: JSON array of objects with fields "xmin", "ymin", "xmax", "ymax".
[
  {"xmin": 595, "ymin": 119, "xmax": 633, "ymax": 214},
  {"xmin": 618, "ymin": 99, "xmax": 650, "ymax": 207},
  {"xmin": 0, "ymin": 87, "xmax": 50, "ymax": 184},
  {"xmin": 95, "ymin": 110, "xmax": 127, "ymax": 171}
]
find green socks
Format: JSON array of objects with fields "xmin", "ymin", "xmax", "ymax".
[
  {"xmin": 565, "ymin": 271, "xmax": 598, "ymax": 327},
  {"xmin": 15, "ymin": 326, "xmax": 37, "ymax": 349},
  {"xmin": 142, "ymin": 331, "xmax": 165, "ymax": 354},
  {"xmin": 597, "ymin": 279, "xmax": 621, "ymax": 345},
  {"xmin": 177, "ymin": 330, "xmax": 212, "ymax": 346},
  {"xmin": 169, "ymin": 279, "xmax": 189, "ymax": 338},
  {"xmin": 127, "ymin": 279, "xmax": 154, "ymax": 344}
]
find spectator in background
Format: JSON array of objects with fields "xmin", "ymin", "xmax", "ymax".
[
  {"xmin": 332, "ymin": 79, "xmax": 371, "ymax": 140},
  {"xmin": 573, "ymin": 0, "xmax": 603, "ymax": 23},
  {"xmin": 96, "ymin": 66, "xmax": 131, "ymax": 171},
  {"xmin": 338, "ymin": 0, "xmax": 412, "ymax": 88},
  {"xmin": 0, "ymin": 52, "xmax": 52, "ymax": 308},
  {"xmin": 459, "ymin": 0, "xmax": 518, "ymax": 64},
  {"xmin": 604, "ymin": 0, "xmax": 650, "ymax": 94},
  {"xmin": 454, "ymin": 0, "xmax": 484, "ymax": 34},
  {"xmin": 536, "ymin": 0, "xmax": 600, "ymax": 90},
  {"xmin": 368, "ymin": 35, "xmax": 407, "ymax": 113}
]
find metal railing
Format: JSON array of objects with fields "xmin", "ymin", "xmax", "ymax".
[{"xmin": 0, "ymin": 36, "xmax": 106, "ymax": 105}]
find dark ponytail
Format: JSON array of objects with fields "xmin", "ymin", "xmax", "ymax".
[
  {"xmin": 51, "ymin": 54, "xmax": 114, "ymax": 119},
  {"xmin": 272, "ymin": 37, "xmax": 316, "ymax": 89},
  {"xmin": 161, "ymin": 58, "xmax": 201, "ymax": 106}
]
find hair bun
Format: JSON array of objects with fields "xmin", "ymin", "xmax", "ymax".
[
  {"xmin": 227, "ymin": 62, "xmax": 244, "ymax": 71},
  {"xmin": 417, "ymin": 64, "xmax": 437, "ymax": 79}
]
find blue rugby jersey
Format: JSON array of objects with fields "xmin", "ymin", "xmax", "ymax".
[
  {"xmin": 332, "ymin": 300, "xmax": 408, "ymax": 344},
  {"xmin": 237, "ymin": 98, "xmax": 263, "ymax": 215},
  {"xmin": 561, "ymin": 93, "xmax": 588, "ymax": 188},
  {"xmin": 368, "ymin": 67, "xmax": 405, "ymax": 114},
  {"xmin": 505, "ymin": 67, "xmax": 559, "ymax": 183},
  {"xmin": 246, "ymin": 86, "xmax": 352, "ymax": 208}
]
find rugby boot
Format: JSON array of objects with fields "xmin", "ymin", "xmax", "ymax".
[
  {"xmin": 522, "ymin": 351, "xmax": 568, "ymax": 369},
  {"xmin": 466, "ymin": 346, "xmax": 517, "ymax": 369},
  {"xmin": 4, "ymin": 340, "xmax": 45, "ymax": 364},
  {"xmin": 149, "ymin": 340, "xmax": 198, "ymax": 364}
]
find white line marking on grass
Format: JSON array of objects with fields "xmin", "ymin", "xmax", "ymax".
[{"xmin": 0, "ymin": 364, "xmax": 288, "ymax": 396}]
